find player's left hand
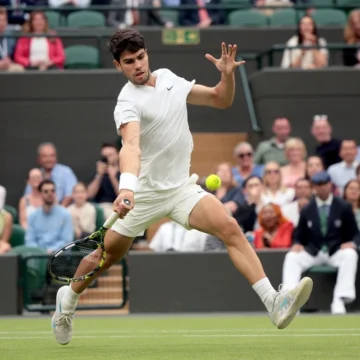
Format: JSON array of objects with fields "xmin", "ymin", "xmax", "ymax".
[{"xmin": 205, "ymin": 43, "xmax": 245, "ymax": 75}]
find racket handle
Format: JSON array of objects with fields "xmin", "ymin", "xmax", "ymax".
[
  {"xmin": 103, "ymin": 212, "xmax": 119, "ymax": 229},
  {"xmin": 103, "ymin": 199, "xmax": 131, "ymax": 229}
]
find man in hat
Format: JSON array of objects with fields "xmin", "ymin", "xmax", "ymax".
[{"xmin": 282, "ymin": 171, "xmax": 360, "ymax": 314}]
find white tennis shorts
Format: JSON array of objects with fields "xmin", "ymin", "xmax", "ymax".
[{"xmin": 111, "ymin": 180, "xmax": 210, "ymax": 238}]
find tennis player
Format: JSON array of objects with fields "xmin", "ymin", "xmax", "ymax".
[{"xmin": 52, "ymin": 29, "xmax": 313, "ymax": 345}]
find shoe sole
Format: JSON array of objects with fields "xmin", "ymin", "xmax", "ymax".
[
  {"xmin": 277, "ymin": 277, "xmax": 313, "ymax": 330},
  {"xmin": 52, "ymin": 286, "xmax": 71, "ymax": 345}
]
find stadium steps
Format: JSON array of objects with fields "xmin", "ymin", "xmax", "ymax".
[
  {"xmin": 106, "ymin": 264, "xmax": 123, "ymax": 276},
  {"xmin": 97, "ymin": 275, "xmax": 123, "ymax": 287}
]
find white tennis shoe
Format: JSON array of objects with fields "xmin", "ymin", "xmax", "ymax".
[
  {"xmin": 51, "ymin": 285, "xmax": 74, "ymax": 345},
  {"xmin": 268, "ymin": 277, "xmax": 313, "ymax": 329}
]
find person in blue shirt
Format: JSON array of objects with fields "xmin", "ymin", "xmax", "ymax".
[
  {"xmin": 24, "ymin": 143, "xmax": 77, "ymax": 207},
  {"xmin": 232, "ymin": 142, "xmax": 264, "ymax": 187},
  {"xmin": 25, "ymin": 179, "xmax": 74, "ymax": 253}
]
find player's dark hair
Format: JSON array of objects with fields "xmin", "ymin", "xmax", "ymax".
[
  {"xmin": 38, "ymin": 179, "xmax": 55, "ymax": 192},
  {"xmin": 108, "ymin": 29, "xmax": 145, "ymax": 62}
]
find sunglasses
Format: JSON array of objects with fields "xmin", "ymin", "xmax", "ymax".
[
  {"xmin": 237, "ymin": 152, "xmax": 253, "ymax": 159},
  {"xmin": 266, "ymin": 169, "xmax": 280, "ymax": 174},
  {"xmin": 42, "ymin": 189, "xmax": 55, "ymax": 194}
]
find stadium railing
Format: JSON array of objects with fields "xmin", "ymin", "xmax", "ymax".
[{"xmin": 19, "ymin": 254, "xmax": 128, "ymax": 312}]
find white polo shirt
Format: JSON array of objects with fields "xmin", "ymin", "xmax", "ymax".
[{"xmin": 114, "ymin": 68, "xmax": 195, "ymax": 192}]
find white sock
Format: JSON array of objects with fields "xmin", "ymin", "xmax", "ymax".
[
  {"xmin": 252, "ymin": 277, "xmax": 277, "ymax": 312},
  {"xmin": 60, "ymin": 286, "xmax": 80, "ymax": 315}
]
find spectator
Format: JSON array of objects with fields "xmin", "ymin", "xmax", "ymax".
[
  {"xmin": 68, "ymin": 182, "xmax": 96, "ymax": 239},
  {"xmin": 0, "ymin": 184, "xmax": 6, "ymax": 210},
  {"xmin": 149, "ymin": 221, "xmax": 207, "ymax": 252},
  {"xmin": 281, "ymin": 178, "xmax": 312, "ymax": 226},
  {"xmin": 87, "ymin": 143, "xmax": 120, "ymax": 219},
  {"xmin": 262, "ymin": 161, "xmax": 295, "ymax": 206},
  {"xmin": 48, "ymin": 0, "xmax": 90, "ymax": 10},
  {"xmin": 328, "ymin": 140, "xmax": 359, "ymax": 195},
  {"xmin": 239, "ymin": 175, "xmax": 265, "ymax": 232},
  {"xmin": 281, "ymin": 138, "xmax": 306, "ymax": 188},
  {"xmin": 0, "ymin": 7, "xmax": 24, "ymax": 72},
  {"xmin": 311, "ymin": 115, "xmax": 341, "ymax": 169},
  {"xmin": 0, "ymin": 208, "xmax": 12, "ymax": 254},
  {"xmin": 232, "ymin": 142, "xmax": 264, "ymax": 187},
  {"xmin": 25, "ymin": 143, "xmax": 77, "ymax": 207},
  {"xmin": 282, "ymin": 171, "xmax": 359, "ymax": 314},
  {"xmin": 281, "ymin": 15, "xmax": 328, "ymax": 69},
  {"xmin": 14, "ymin": 11, "xmax": 65, "ymax": 70},
  {"xmin": 18, "ymin": 168, "xmax": 43, "ymax": 229},
  {"xmin": 343, "ymin": 9, "xmax": 360, "ymax": 67},
  {"xmin": 179, "ymin": 0, "xmax": 224, "ymax": 27},
  {"xmin": 25, "ymin": 180, "xmax": 74, "ymax": 253},
  {"xmin": 214, "ymin": 162, "xmax": 245, "ymax": 217},
  {"xmin": 343, "ymin": 179, "xmax": 360, "ymax": 230},
  {"xmin": 108, "ymin": 0, "xmax": 173, "ymax": 28},
  {"xmin": 305, "ymin": 155, "xmax": 324, "ymax": 180},
  {"xmin": 254, "ymin": 117, "xmax": 291, "ymax": 166},
  {"xmin": 254, "ymin": 203, "xmax": 293, "ymax": 249}
]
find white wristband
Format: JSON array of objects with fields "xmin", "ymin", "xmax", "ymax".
[{"xmin": 119, "ymin": 173, "xmax": 138, "ymax": 192}]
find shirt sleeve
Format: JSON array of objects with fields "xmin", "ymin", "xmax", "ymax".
[
  {"xmin": 114, "ymin": 100, "xmax": 141, "ymax": 132},
  {"xmin": 64, "ymin": 167, "xmax": 78, "ymax": 197},
  {"xmin": 25, "ymin": 214, "xmax": 37, "ymax": 247}
]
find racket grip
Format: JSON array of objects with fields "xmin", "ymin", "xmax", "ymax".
[{"xmin": 103, "ymin": 212, "xmax": 120, "ymax": 229}]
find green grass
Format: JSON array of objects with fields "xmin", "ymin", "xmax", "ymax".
[{"xmin": 1, "ymin": 314, "xmax": 360, "ymax": 359}]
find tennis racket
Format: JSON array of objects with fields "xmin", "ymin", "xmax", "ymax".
[{"xmin": 48, "ymin": 201, "xmax": 129, "ymax": 283}]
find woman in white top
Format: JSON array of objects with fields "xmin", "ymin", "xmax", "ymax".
[
  {"xmin": 281, "ymin": 15, "xmax": 328, "ymax": 69},
  {"xmin": 0, "ymin": 185, "xmax": 6, "ymax": 210},
  {"xmin": 18, "ymin": 168, "xmax": 43, "ymax": 229},
  {"xmin": 68, "ymin": 182, "xmax": 96, "ymax": 238},
  {"xmin": 262, "ymin": 161, "xmax": 295, "ymax": 207}
]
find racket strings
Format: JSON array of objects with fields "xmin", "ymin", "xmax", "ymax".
[{"xmin": 50, "ymin": 242, "xmax": 103, "ymax": 280}]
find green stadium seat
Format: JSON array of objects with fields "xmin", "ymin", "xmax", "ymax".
[
  {"xmin": 65, "ymin": 45, "xmax": 100, "ymax": 69},
  {"xmin": 93, "ymin": 203, "xmax": 105, "ymax": 230},
  {"xmin": 45, "ymin": 11, "xmax": 63, "ymax": 28},
  {"xmin": 228, "ymin": 10, "xmax": 268, "ymax": 27},
  {"xmin": 269, "ymin": 9, "xmax": 297, "ymax": 27},
  {"xmin": 10, "ymin": 224, "xmax": 25, "ymax": 248},
  {"xmin": 159, "ymin": 10, "xmax": 179, "ymax": 26},
  {"xmin": 8, "ymin": 246, "xmax": 48, "ymax": 298},
  {"xmin": 310, "ymin": 0, "xmax": 334, "ymax": 6},
  {"xmin": 336, "ymin": 0, "xmax": 360, "ymax": 6},
  {"xmin": 307, "ymin": 265, "xmax": 337, "ymax": 274},
  {"xmin": 311, "ymin": 9, "xmax": 347, "ymax": 27},
  {"xmin": 67, "ymin": 10, "xmax": 106, "ymax": 28},
  {"xmin": 4, "ymin": 204, "xmax": 18, "ymax": 224}
]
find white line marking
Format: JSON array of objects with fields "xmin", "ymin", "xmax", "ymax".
[
  {"xmin": 0, "ymin": 328, "xmax": 359, "ymax": 335},
  {"xmin": 1, "ymin": 333, "xmax": 360, "ymax": 340}
]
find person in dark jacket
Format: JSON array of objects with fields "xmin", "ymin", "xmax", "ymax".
[{"xmin": 282, "ymin": 171, "xmax": 360, "ymax": 314}]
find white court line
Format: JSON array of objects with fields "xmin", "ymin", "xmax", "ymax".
[
  {"xmin": 1, "ymin": 333, "xmax": 360, "ymax": 340},
  {"xmin": 1, "ymin": 328, "xmax": 360, "ymax": 335}
]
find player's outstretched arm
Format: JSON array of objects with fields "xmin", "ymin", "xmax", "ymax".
[
  {"xmin": 187, "ymin": 43, "xmax": 245, "ymax": 109},
  {"xmin": 114, "ymin": 121, "xmax": 141, "ymax": 218}
]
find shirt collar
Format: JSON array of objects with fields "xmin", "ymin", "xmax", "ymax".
[
  {"xmin": 340, "ymin": 161, "xmax": 359, "ymax": 169},
  {"xmin": 315, "ymin": 194, "xmax": 333, "ymax": 207},
  {"xmin": 269, "ymin": 137, "xmax": 286, "ymax": 149}
]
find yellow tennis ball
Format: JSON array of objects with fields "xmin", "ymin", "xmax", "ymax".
[{"xmin": 205, "ymin": 174, "xmax": 222, "ymax": 191}]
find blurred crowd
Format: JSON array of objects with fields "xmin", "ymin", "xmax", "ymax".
[
  {"xmin": 1, "ymin": 4, "xmax": 360, "ymax": 71},
  {"xmin": 0, "ymin": 115, "xmax": 359, "ymax": 313}
]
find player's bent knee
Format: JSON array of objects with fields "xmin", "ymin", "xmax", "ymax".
[{"xmin": 215, "ymin": 217, "xmax": 242, "ymax": 245}]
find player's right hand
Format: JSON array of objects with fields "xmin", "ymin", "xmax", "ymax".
[
  {"xmin": 291, "ymin": 244, "xmax": 304, "ymax": 252},
  {"xmin": 113, "ymin": 190, "xmax": 134, "ymax": 219}
]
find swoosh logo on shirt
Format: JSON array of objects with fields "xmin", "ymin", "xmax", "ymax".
[{"xmin": 167, "ymin": 85, "xmax": 173, "ymax": 91}]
